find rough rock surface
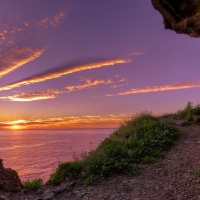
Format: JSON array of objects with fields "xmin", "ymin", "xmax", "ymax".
[
  {"xmin": 151, "ymin": 0, "xmax": 200, "ymax": 37},
  {"xmin": 0, "ymin": 159, "xmax": 22, "ymax": 192},
  {"xmin": 193, "ymin": 115, "xmax": 200, "ymax": 123},
  {"xmin": 1, "ymin": 120, "xmax": 200, "ymax": 199}
]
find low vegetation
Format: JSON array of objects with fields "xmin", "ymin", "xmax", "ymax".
[
  {"xmin": 162, "ymin": 102, "xmax": 200, "ymax": 122},
  {"xmin": 23, "ymin": 178, "xmax": 43, "ymax": 190},
  {"xmin": 47, "ymin": 112, "xmax": 179, "ymax": 185}
]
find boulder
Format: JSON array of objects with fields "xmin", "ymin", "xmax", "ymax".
[
  {"xmin": 151, "ymin": 0, "xmax": 200, "ymax": 38},
  {"xmin": 0, "ymin": 159, "xmax": 22, "ymax": 192}
]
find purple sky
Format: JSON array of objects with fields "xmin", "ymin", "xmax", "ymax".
[{"xmin": 0, "ymin": 0, "xmax": 200, "ymax": 129}]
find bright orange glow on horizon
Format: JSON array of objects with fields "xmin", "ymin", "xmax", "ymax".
[
  {"xmin": 11, "ymin": 125, "xmax": 21, "ymax": 130},
  {"xmin": 0, "ymin": 114, "xmax": 131, "ymax": 130}
]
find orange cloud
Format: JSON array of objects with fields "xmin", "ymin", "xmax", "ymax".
[
  {"xmin": 118, "ymin": 78, "xmax": 129, "ymax": 82},
  {"xmin": 0, "ymin": 58, "xmax": 131, "ymax": 91},
  {"xmin": 0, "ymin": 114, "xmax": 129, "ymax": 130},
  {"xmin": 0, "ymin": 9, "xmax": 69, "ymax": 47},
  {"xmin": 37, "ymin": 10, "xmax": 69, "ymax": 28},
  {"xmin": 66, "ymin": 77, "xmax": 113, "ymax": 91},
  {"xmin": 0, "ymin": 47, "xmax": 45, "ymax": 78},
  {"xmin": 0, "ymin": 8, "xmax": 69, "ymax": 78},
  {"xmin": 104, "ymin": 79, "xmax": 200, "ymax": 97},
  {"xmin": 111, "ymin": 83, "xmax": 128, "ymax": 88},
  {"xmin": 66, "ymin": 75, "xmax": 129, "ymax": 92},
  {"xmin": 0, "ymin": 89, "xmax": 62, "ymax": 101}
]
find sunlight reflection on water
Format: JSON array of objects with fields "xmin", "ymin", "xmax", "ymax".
[{"xmin": 0, "ymin": 129, "xmax": 113, "ymax": 181}]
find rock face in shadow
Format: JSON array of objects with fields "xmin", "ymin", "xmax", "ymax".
[
  {"xmin": 0, "ymin": 159, "xmax": 22, "ymax": 192},
  {"xmin": 151, "ymin": 0, "xmax": 200, "ymax": 37}
]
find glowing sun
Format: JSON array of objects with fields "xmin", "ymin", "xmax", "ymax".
[{"xmin": 11, "ymin": 125, "xmax": 20, "ymax": 130}]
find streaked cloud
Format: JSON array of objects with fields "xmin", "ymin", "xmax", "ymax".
[
  {"xmin": 111, "ymin": 83, "xmax": 128, "ymax": 88},
  {"xmin": 66, "ymin": 77, "xmax": 113, "ymax": 92},
  {"xmin": 104, "ymin": 79, "xmax": 200, "ymax": 97},
  {"xmin": 0, "ymin": 74, "xmax": 129, "ymax": 102},
  {"xmin": 0, "ymin": 89, "xmax": 62, "ymax": 102},
  {"xmin": 0, "ymin": 7, "xmax": 69, "ymax": 78},
  {"xmin": 0, "ymin": 46, "xmax": 45, "ymax": 77},
  {"xmin": 118, "ymin": 78, "xmax": 129, "ymax": 82},
  {"xmin": 0, "ymin": 113, "xmax": 129, "ymax": 130},
  {"xmin": 127, "ymin": 52, "xmax": 145, "ymax": 57},
  {"xmin": 0, "ymin": 58, "xmax": 131, "ymax": 91},
  {"xmin": 66, "ymin": 75, "xmax": 129, "ymax": 92}
]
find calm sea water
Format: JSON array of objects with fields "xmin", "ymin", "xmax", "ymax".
[{"xmin": 0, "ymin": 129, "xmax": 113, "ymax": 182}]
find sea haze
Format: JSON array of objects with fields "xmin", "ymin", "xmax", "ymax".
[{"xmin": 0, "ymin": 129, "xmax": 112, "ymax": 182}]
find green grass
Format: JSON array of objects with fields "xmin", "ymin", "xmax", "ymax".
[
  {"xmin": 47, "ymin": 112, "xmax": 179, "ymax": 185},
  {"xmin": 23, "ymin": 178, "xmax": 43, "ymax": 190}
]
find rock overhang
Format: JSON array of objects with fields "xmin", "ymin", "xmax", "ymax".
[{"xmin": 151, "ymin": 0, "xmax": 200, "ymax": 37}]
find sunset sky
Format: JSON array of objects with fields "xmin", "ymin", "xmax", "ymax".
[{"xmin": 0, "ymin": 0, "xmax": 200, "ymax": 130}]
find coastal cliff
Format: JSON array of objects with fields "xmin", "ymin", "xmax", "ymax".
[
  {"xmin": 151, "ymin": 0, "xmax": 200, "ymax": 37},
  {"xmin": 0, "ymin": 159, "xmax": 22, "ymax": 192}
]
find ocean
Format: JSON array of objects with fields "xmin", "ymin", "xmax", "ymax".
[{"xmin": 0, "ymin": 129, "xmax": 113, "ymax": 182}]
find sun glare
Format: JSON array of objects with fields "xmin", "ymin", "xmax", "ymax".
[{"xmin": 11, "ymin": 125, "xmax": 20, "ymax": 130}]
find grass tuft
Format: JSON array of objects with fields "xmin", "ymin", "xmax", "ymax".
[{"xmin": 23, "ymin": 178, "xmax": 43, "ymax": 190}]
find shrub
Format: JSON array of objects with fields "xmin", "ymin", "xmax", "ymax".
[
  {"xmin": 23, "ymin": 178, "xmax": 43, "ymax": 190},
  {"xmin": 174, "ymin": 102, "xmax": 200, "ymax": 121},
  {"xmin": 48, "ymin": 161, "xmax": 83, "ymax": 185}
]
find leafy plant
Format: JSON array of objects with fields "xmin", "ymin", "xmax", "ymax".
[
  {"xmin": 142, "ymin": 156, "xmax": 154, "ymax": 164},
  {"xmin": 48, "ymin": 161, "xmax": 83, "ymax": 185},
  {"xmin": 23, "ymin": 178, "xmax": 43, "ymax": 190}
]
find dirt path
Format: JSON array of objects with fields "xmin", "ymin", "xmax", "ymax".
[{"xmin": 1, "ymin": 122, "xmax": 200, "ymax": 200}]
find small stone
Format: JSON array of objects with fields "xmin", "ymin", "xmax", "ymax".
[
  {"xmin": 76, "ymin": 193, "xmax": 82, "ymax": 198},
  {"xmin": 110, "ymin": 194, "xmax": 116, "ymax": 199},
  {"xmin": 0, "ymin": 195, "xmax": 8, "ymax": 200},
  {"xmin": 52, "ymin": 186, "xmax": 65, "ymax": 194},
  {"xmin": 73, "ymin": 190, "xmax": 79, "ymax": 195},
  {"xmin": 43, "ymin": 192, "xmax": 55, "ymax": 200},
  {"xmin": 69, "ymin": 181, "xmax": 76, "ymax": 187},
  {"xmin": 43, "ymin": 189, "xmax": 51, "ymax": 195},
  {"xmin": 65, "ymin": 192, "xmax": 72, "ymax": 197},
  {"xmin": 23, "ymin": 188, "xmax": 29, "ymax": 193},
  {"xmin": 87, "ymin": 186, "xmax": 94, "ymax": 190},
  {"xmin": 36, "ymin": 189, "xmax": 44, "ymax": 194},
  {"xmin": 176, "ymin": 195, "xmax": 183, "ymax": 200},
  {"xmin": 4, "ymin": 193, "xmax": 11, "ymax": 197},
  {"xmin": 154, "ymin": 186, "xmax": 159, "ymax": 191}
]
